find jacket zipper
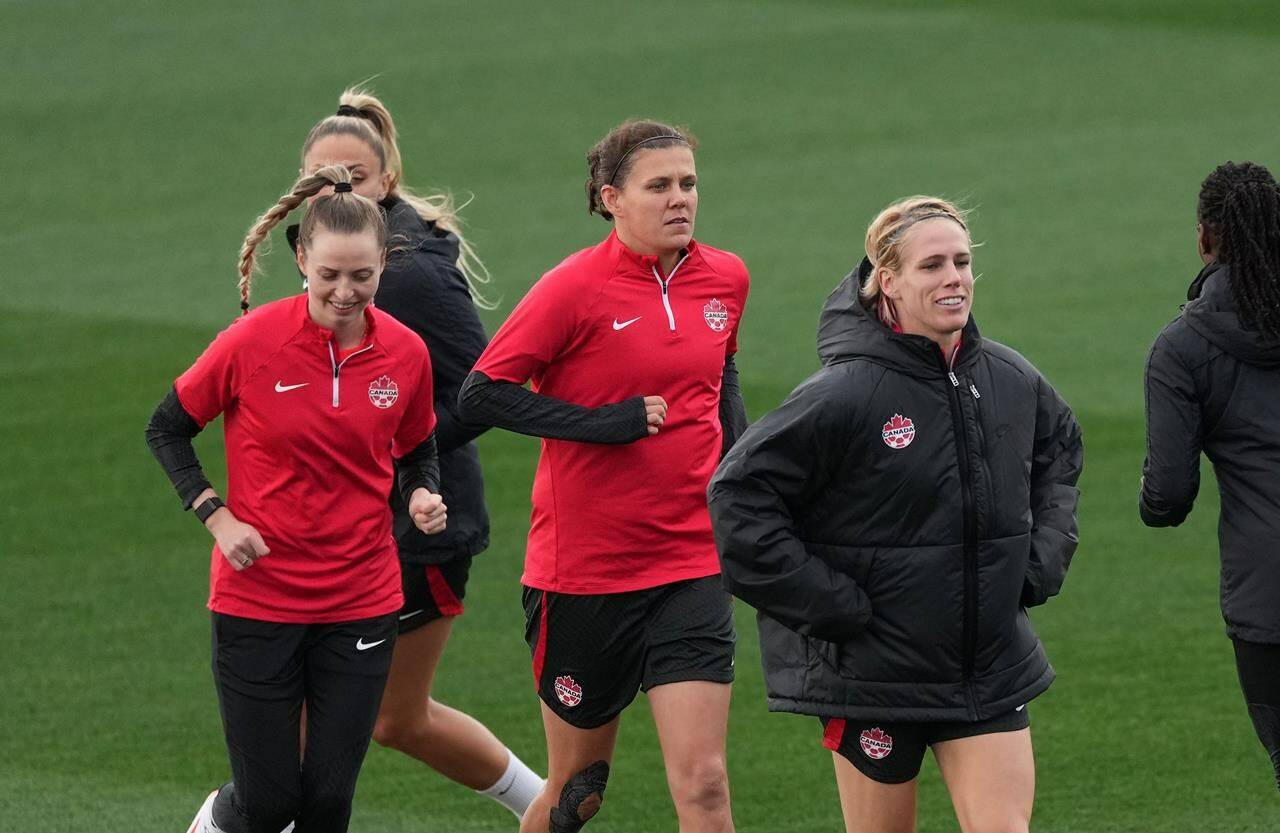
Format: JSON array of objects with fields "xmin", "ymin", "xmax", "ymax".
[
  {"xmin": 327, "ymin": 340, "xmax": 375, "ymax": 408},
  {"xmin": 945, "ymin": 353, "xmax": 980, "ymax": 718},
  {"xmin": 651, "ymin": 254, "xmax": 688, "ymax": 331}
]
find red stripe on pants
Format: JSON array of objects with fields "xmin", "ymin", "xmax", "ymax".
[
  {"xmin": 531, "ymin": 591, "xmax": 550, "ymax": 691},
  {"xmin": 822, "ymin": 718, "xmax": 847, "ymax": 750},
  {"xmin": 424, "ymin": 565, "xmax": 464, "ymax": 616}
]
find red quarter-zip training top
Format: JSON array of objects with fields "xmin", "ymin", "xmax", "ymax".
[
  {"xmin": 175, "ymin": 294, "xmax": 436, "ymax": 623},
  {"xmin": 472, "ymin": 230, "xmax": 750, "ymax": 593}
]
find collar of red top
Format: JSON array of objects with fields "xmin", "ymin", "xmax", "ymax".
[
  {"xmin": 605, "ymin": 228, "xmax": 699, "ymax": 276},
  {"xmin": 292, "ymin": 293, "xmax": 379, "ymax": 347}
]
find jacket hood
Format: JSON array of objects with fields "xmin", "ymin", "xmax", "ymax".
[
  {"xmin": 284, "ymin": 196, "xmax": 461, "ymax": 263},
  {"xmin": 1184, "ymin": 261, "xmax": 1280, "ymax": 367},
  {"xmin": 816, "ymin": 257, "xmax": 982, "ymax": 377}
]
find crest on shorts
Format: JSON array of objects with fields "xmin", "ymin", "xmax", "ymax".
[
  {"xmin": 703, "ymin": 298, "xmax": 730, "ymax": 332},
  {"xmin": 368, "ymin": 375, "xmax": 399, "ymax": 409},
  {"xmin": 554, "ymin": 675, "xmax": 583, "ymax": 708},
  {"xmin": 860, "ymin": 727, "xmax": 893, "ymax": 759},
  {"xmin": 881, "ymin": 414, "xmax": 915, "ymax": 449}
]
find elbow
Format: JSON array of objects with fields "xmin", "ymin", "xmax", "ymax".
[{"xmin": 456, "ymin": 371, "xmax": 488, "ymax": 424}]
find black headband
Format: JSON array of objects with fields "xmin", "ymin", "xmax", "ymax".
[
  {"xmin": 607, "ymin": 135, "xmax": 689, "ymax": 185},
  {"xmin": 336, "ymin": 104, "xmax": 362, "ymax": 118},
  {"xmin": 333, "ymin": 181, "xmax": 353, "ymax": 193}
]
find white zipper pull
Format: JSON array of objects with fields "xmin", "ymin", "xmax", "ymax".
[
  {"xmin": 969, "ymin": 383, "xmax": 981, "ymax": 400},
  {"xmin": 948, "ymin": 372, "xmax": 960, "ymax": 387},
  {"xmin": 329, "ymin": 342, "xmax": 340, "ymax": 407}
]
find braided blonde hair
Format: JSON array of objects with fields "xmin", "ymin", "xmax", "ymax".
[
  {"xmin": 237, "ymin": 165, "xmax": 385, "ymax": 313},
  {"xmin": 861, "ymin": 196, "xmax": 970, "ymax": 327},
  {"xmin": 301, "ymin": 86, "xmax": 495, "ymax": 309}
]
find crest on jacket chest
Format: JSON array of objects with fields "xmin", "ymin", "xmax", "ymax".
[{"xmin": 881, "ymin": 414, "xmax": 916, "ymax": 449}]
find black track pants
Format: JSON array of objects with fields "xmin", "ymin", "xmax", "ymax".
[
  {"xmin": 1233, "ymin": 638, "xmax": 1280, "ymax": 792},
  {"xmin": 207, "ymin": 612, "xmax": 397, "ymax": 833}
]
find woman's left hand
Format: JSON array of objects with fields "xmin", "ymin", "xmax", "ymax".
[{"xmin": 409, "ymin": 488, "xmax": 447, "ymax": 535}]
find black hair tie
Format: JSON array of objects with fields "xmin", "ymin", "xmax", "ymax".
[
  {"xmin": 336, "ymin": 104, "xmax": 361, "ymax": 118},
  {"xmin": 333, "ymin": 182, "xmax": 353, "ymax": 193}
]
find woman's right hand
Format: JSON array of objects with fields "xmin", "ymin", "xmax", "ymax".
[
  {"xmin": 207, "ymin": 510, "xmax": 271, "ymax": 571},
  {"xmin": 644, "ymin": 396, "xmax": 668, "ymax": 436}
]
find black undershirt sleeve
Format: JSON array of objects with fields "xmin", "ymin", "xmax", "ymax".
[
  {"xmin": 719, "ymin": 355, "xmax": 748, "ymax": 459},
  {"xmin": 395, "ymin": 431, "xmax": 441, "ymax": 505},
  {"xmin": 145, "ymin": 387, "xmax": 212, "ymax": 509},
  {"xmin": 457, "ymin": 371, "xmax": 649, "ymax": 444}
]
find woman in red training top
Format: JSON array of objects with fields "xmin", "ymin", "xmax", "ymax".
[
  {"xmin": 460, "ymin": 119, "xmax": 749, "ymax": 833},
  {"xmin": 146, "ymin": 165, "xmax": 445, "ymax": 833}
]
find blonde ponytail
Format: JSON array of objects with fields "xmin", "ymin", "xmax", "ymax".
[{"xmin": 305, "ymin": 86, "xmax": 496, "ymax": 309}]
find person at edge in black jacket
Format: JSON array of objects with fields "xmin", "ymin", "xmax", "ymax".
[
  {"xmin": 285, "ymin": 88, "xmax": 545, "ymax": 822},
  {"xmin": 1140, "ymin": 161, "xmax": 1280, "ymax": 792},
  {"xmin": 708, "ymin": 196, "xmax": 1083, "ymax": 833}
]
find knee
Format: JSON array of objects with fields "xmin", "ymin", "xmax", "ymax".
[
  {"xmin": 372, "ymin": 699, "xmax": 436, "ymax": 750},
  {"xmin": 548, "ymin": 760, "xmax": 609, "ymax": 833},
  {"xmin": 669, "ymin": 756, "xmax": 730, "ymax": 814}
]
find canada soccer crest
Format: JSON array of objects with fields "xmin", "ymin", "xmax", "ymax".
[
  {"xmin": 554, "ymin": 675, "xmax": 583, "ymax": 708},
  {"xmin": 860, "ymin": 727, "xmax": 893, "ymax": 759},
  {"xmin": 368, "ymin": 375, "xmax": 399, "ymax": 409},
  {"xmin": 881, "ymin": 414, "xmax": 915, "ymax": 449},
  {"xmin": 703, "ymin": 298, "xmax": 730, "ymax": 332}
]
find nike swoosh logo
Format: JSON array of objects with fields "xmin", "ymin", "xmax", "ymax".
[
  {"xmin": 1015, "ymin": 704, "xmax": 1026, "ymax": 712},
  {"xmin": 613, "ymin": 316, "xmax": 641, "ymax": 331},
  {"xmin": 355, "ymin": 638, "xmax": 387, "ymax": 651},
  {"xmin": 398, "ymin": 609, "xmax": 424, "ymax": 621},
  {"xmin": 275, "ymin": 381, "xmax": 309, "ymax": 393}
]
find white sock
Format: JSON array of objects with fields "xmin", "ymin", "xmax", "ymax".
[{"xmin": 477, "ymin": 749, "xmax": 546, "ymax": 819}]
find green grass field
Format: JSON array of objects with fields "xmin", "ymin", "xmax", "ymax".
[{"xmin": 4, "ymin": 1, "xmax": 1279, "ymax": 830}]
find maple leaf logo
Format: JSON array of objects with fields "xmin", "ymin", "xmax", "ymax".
[
  {"xmin": 881, "ymin": 414, "xmax": 916, "ymax": 449},
  {"xmin": 703, "ymin": 298, "xmax": 730, "ymax": 332},
  {"xmin": 860, "ymin": 727, "xmax": 894, "ymax": 759}
]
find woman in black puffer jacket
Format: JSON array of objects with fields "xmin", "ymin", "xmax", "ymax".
[
  {"xmin": 708, "ymin": 196, "xmax": 1082, "ymax": 833},
  {"xmin": 1141, "ymin": 161, "xmax": 1280, "ymax": 792}
]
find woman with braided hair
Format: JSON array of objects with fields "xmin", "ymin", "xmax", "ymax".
[
  {"xmin": 1141, "ymin": 160, "xmax": 1280, "ymax": 791},
  {"xmin": 289, "ymin": 88, "xmax": 545, "ymax": 823},
  {"xmin": 146, "ymin": 165, "xmax": 446, "ymax": 833}
]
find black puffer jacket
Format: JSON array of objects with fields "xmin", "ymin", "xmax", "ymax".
[
  {"xmin": 708, "ymin": 261, "xmax": 1083, "ymax": 721},
  {"xmin": 288, "ymin": 197, "xmax": 490, "ymax": 563},
  {"xmin": 1141, "ymin": 261, "xmax": 1280, "ymax": 643}
]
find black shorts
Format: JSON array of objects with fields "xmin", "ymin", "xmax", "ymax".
[
  {"xmin": 396, "ymin": 556, "xmax": 470, "ymax": 634},
  {"xmin": 820, "ymin": 707, "xmax": 1030, "ymax": 784},
  {"xmin": 523, "ymin": 575, "xmax": 736, "ymax": 729}
]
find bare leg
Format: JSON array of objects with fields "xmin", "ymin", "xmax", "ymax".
[
  {"xmin": 519, "ymin": 703, "xmax": 619, "ymax": 833},
  {"xmin": 830, "ymin": 752, "xmax": 917, "ymax": 833},
  {"xmin": 371, "ymin": 616, "xmax": 509, "ymax": 789},
  {"xmin": 933, "ymin": 728, "xmax": 1034, "ymax": 833},
  {"xmin": 648, "ymin": 680, "xmax": 735, "ymax": 833}
]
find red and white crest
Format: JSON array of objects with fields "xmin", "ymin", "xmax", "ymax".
[
  {"xmin": 368, "ymin": 375, "xmax": 399, "ymax": 409},
  {"xmin": 703, "ymin": 298, "xmax": 730, "ymax": 332},
  {"xmin": 881, "ymin": 414, "xmax": 915, "ymax": 449},
  {"xmin": 554, "ymin": 675, "xmax": 583, "ymax": 708},
  {"xmin": 859, "ymin": 727, "xmax": 893, "ymax": 759}
]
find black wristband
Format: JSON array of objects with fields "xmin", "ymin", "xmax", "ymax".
[{"xmin": 194, "ymin": 496, "xmax": 225, "ymax": 524}]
